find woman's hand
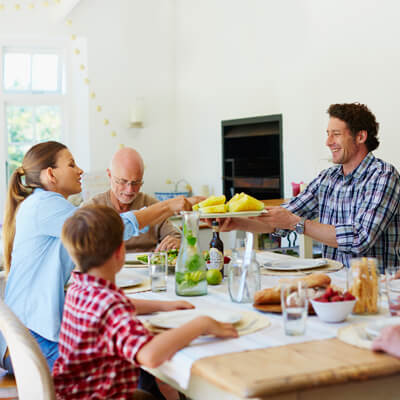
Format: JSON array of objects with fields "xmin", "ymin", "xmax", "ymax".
[
  {"xmin": 160, "ymin": 300, "xmax": 195, "ymax": 312},
  {"xmin": 166, "ymin": 196, "xmax": 193, "ymax": 213}
]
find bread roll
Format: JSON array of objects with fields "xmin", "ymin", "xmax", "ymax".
[{"xmin": 254, "ymin": 273, "xmax": 331, "ymax": 305}]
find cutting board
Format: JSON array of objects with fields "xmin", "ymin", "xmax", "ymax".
[{"xmin": 253, "ymin": 303, "xmax": 316, "ymax": 315}]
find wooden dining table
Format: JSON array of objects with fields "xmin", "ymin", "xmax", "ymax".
[{"xmin": 126, "ymin": 254, "xmax": 400, "ymax": 400}]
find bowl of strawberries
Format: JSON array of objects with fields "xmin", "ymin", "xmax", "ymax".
[{"xmin": 311, "ymin": 287, "xmax": 356, "ymax": 323}]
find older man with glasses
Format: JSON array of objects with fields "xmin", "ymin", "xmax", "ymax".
[{"xmin": 84, "ymin": 147, "xmax": 182, "ymax": 253}]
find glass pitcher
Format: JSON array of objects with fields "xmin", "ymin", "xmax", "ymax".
[
  {"xmin": 228, "ymin": 249, "xmax": 260, "ymax": 303},
  {"xmin": 175, "ymin": 211, "xmax": 207, "ymax": 296}
]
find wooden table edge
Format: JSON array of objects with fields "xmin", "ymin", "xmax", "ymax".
[{"xmin": 191, "ymin": 338, "xmax": 400, "ymax": 398}]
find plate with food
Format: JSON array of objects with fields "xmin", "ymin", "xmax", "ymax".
[
  {"xmin": 125, "ymin": 250, "xmax": 179, "ymax": 269},
  {"xmin": 199, "ymin": 210, "xmax": 267, "ymax": 219},
  {"xmin": 253, "ymin": 273, "xmax": 332, "ymax": 314},
  {"xmin": 147, "ymin": 308, "xmax": 242, "ymax": 329},
  {"xmin": 193, "ymin": 193, "xmax": 266, "ymax": 219}
]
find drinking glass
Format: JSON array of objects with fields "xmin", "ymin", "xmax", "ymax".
[
  {"xmin": 386, "ymin": 266, "xmax": 400, "ymax": 316},
  {"xmin": 228, "ymin": 249, "xmax": 260, "ymax": 303},
  {"xmin": 349, "ymin": 258, "xmax": 379, "ymax": 314},
  {"xmin": 281, "ymin": 281, "xmax": 308, "ymax": 336},
  {"xmin": 149, "ymin": 252, "xmax": 168, "ymax": 292}
]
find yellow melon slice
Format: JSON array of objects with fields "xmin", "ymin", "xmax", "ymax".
[
  {"xmin": 226, "ymin": 192, "xmax": 245, "ymax": 206},
  {"xmin": 195, "ymin": 195, "xmax": 226, "ymax": 209},
  {"xmin": 228, "ymin": 194, "xmax": 264, "ymax": 212},
  {"xmin": 200, "ymin": 204, "xmax": 228, "ymax": 214}
]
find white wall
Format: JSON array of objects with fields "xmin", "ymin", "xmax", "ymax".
[
  {"xmin": 1, "ymin": 0, "xmax": 400, "ymax": 204},
  {"xmin": 0, "ymin": 0, "xmax": 179, "ymax": 202},
  {"xmin": 175, "ymin": 0, "xmax": 400, "ymax": 198},
  {"xmin": 68, "ymin": 0, "xmax": 178, "ymax": 196}
]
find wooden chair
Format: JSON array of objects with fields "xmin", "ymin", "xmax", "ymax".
[{"xmin": 0, "ymin": 299, "xmax": 55, "ymax": 399}]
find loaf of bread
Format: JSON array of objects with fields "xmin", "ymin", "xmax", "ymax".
[{"xmin": 254, "ymin": 273, "xmax": 331, "ymax": 305}]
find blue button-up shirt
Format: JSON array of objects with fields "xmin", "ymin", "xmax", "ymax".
[
  {"xmin": 284, "ymin": 153, "xmax": 400, "ymax": 272},
  {"xmin": 4, "ymin": 188, "xmax": 146, "ymax": 342}
]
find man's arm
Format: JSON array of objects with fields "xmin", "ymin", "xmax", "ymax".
[
  {"xmin": 334, "ymin": 170, "xmax": 400, "ymax": 255},
  {"xmin": 265, "ymin": 207, "xmax": 338, "ymax": 248}
]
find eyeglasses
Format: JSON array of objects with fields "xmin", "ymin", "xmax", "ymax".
[{"xmin": 112, "ymin": 176, "xmax": 144, "ymax": 187}]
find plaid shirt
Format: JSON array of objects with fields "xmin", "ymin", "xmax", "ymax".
[
  {"xmin": 284, "ymin": 153, "xmax": 400, "ymax": 272},
  {"xmin": 53, "ymin": 272, "xmax": 153, "ymax": 399}
]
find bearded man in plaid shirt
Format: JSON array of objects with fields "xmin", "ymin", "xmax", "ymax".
[{"xmin": 220, "ymin": 103, "xmax": 400, "ymax": 272}]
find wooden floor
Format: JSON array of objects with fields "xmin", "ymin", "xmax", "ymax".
[{"xmin": 0, "ymin": 373, "xmax": 17, "ymax": 399}]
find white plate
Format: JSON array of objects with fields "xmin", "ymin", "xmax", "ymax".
[
  {"xmin": 148, "ymin": 308, "xmax": 242, "ymax": 329},
  {"xmin": 125, "ymin": 253, "xmax": 149, "ymax": 265},
  {"xmin": 116, "ymin": 270, "xmax": 144, "ymax": 288},
  {"xmin": 365, "ymin": 317, "xmax": 400, "ymax": 338},
  {"xmin": 261, "ymin": 258, "xmax": 327, "ymax": 271},
  {"xmin": 198, "ymin": 210, "xmax": 267, "ymax": 219}
]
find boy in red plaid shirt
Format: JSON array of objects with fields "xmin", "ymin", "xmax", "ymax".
[{"xmin": 53, "ymin": 205, "xmax": 237, "ymax": 400}]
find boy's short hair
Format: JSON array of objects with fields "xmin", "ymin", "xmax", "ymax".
[{"xmin": 61, "ymin": 205, "xmax": 124, "ymax": 273}]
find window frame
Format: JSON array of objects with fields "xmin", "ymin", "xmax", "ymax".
[
  {"xmin": 3, "ymin": 47, "xmax": 64, "ymax": 95},
  {"xmin": 0, "ymin": 39, "xmax": 71, "ymax": 222}
]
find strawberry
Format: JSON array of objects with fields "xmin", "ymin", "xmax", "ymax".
[
  {"xmin": 331, "ymin": 295, "xmax": 344, "ymax": 302},
  {"xmin": 324, "ymin": 287, "xmax": 334, "ymax": 298},
  {"xmin": 224, "ymin": 256, "xmax": 231, "ymax": 264},
  {"xmin": 315, "ymin": 297, "xmax": 329, "ymax": 302},
  {"xmin": 343, "ymin": 292, "xmax": 356, "ymax": 301}
]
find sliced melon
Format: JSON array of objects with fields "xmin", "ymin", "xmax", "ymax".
[
  {"xmin": 228, "ymin": 194, "xmax": 265, "ymax": 212},
  {"xmin": 197, "ymin": 195, "xmax": 226, "ymax": 208},
  {"xmin": 201, "ymin": 204, "xmax": 228, "ymax": 214},
  {"xmin": 226, "ymin": 192, "xmax": 245, "ymax": 206}
]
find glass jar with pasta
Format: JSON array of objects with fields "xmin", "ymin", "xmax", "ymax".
[{"xmin": 348, "ymin": 258, "xmax": 379, "ymax": 314}]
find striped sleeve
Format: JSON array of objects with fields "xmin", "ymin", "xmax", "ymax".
[{"xmin": 336, "ymin": 170, "xmax": 400, "ymax": 254}]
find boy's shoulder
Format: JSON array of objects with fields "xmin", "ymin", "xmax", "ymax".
[{"xmin": 67, "ymin": 274, "xmax": 134, "ymax": 317}]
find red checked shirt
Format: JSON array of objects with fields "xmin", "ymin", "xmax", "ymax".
[{"xmin": 53, "ymin": 272, "xmax": 153, "ymax": 400}]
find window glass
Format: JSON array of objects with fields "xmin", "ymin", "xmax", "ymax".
[
  {"xmin": 3, "ymin": 53, "xmax": 31, "ymax": 91},
  {"xmin": 36, "ymin": 105, "xmax": 61, "ymax": 141},
  {"xmin": 32, "ymin": 54, "xmax": 59, "ymax": 92},
  {"xmin": 6, "ymin": 106, "xmax": 34, "ymax": 143}
]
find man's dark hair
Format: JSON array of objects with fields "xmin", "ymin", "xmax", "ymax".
[{"xmin": 327, "ymin": 103, "xmax": 380, "ymax": 152}]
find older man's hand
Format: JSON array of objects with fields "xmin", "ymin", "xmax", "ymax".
[{"xmin": 155, "ymin": 236, "xmax": 180, "ymax": 251}]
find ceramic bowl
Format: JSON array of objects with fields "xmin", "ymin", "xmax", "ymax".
[{"xmin": 311, "ymin": 299, "xmax": 356, "ymax": 323}]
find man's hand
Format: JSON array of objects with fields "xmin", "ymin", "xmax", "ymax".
[
  {"xmin": 155, "ymin": 236, "xmax": 180, "ymax": 251},
  {"xmin": 160, "ymin": 300, "xmax": 195, "ymax": 312},
  {"xmin": 372, "ymin": 325, "xmax": 400, "ymax": 358},
  {"xmin": 264, "ymin": 206, "xmax": 300, "ymax": 230}
]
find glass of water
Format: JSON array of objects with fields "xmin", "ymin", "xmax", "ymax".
[
  {"xmin": 149, "ymin": 252, "xmax": 168, "ymax": 292},
  {"xmin": 281, "ymin": 281, "xmax": 308, "ymax": 336}
]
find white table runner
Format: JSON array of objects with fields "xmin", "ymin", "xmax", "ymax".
[{"xmin": 126, "ymin": 262, "xmax": 387, "ymax": 389}]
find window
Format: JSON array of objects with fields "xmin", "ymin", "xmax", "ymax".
[{"xmin": 2, "ymin": 47, "xmax": 65, "ymax": 178}]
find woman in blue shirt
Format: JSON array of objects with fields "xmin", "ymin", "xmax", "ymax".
[{"xmin": 1, "ymin": 141, "xmax": 194, "ymax": 372}]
